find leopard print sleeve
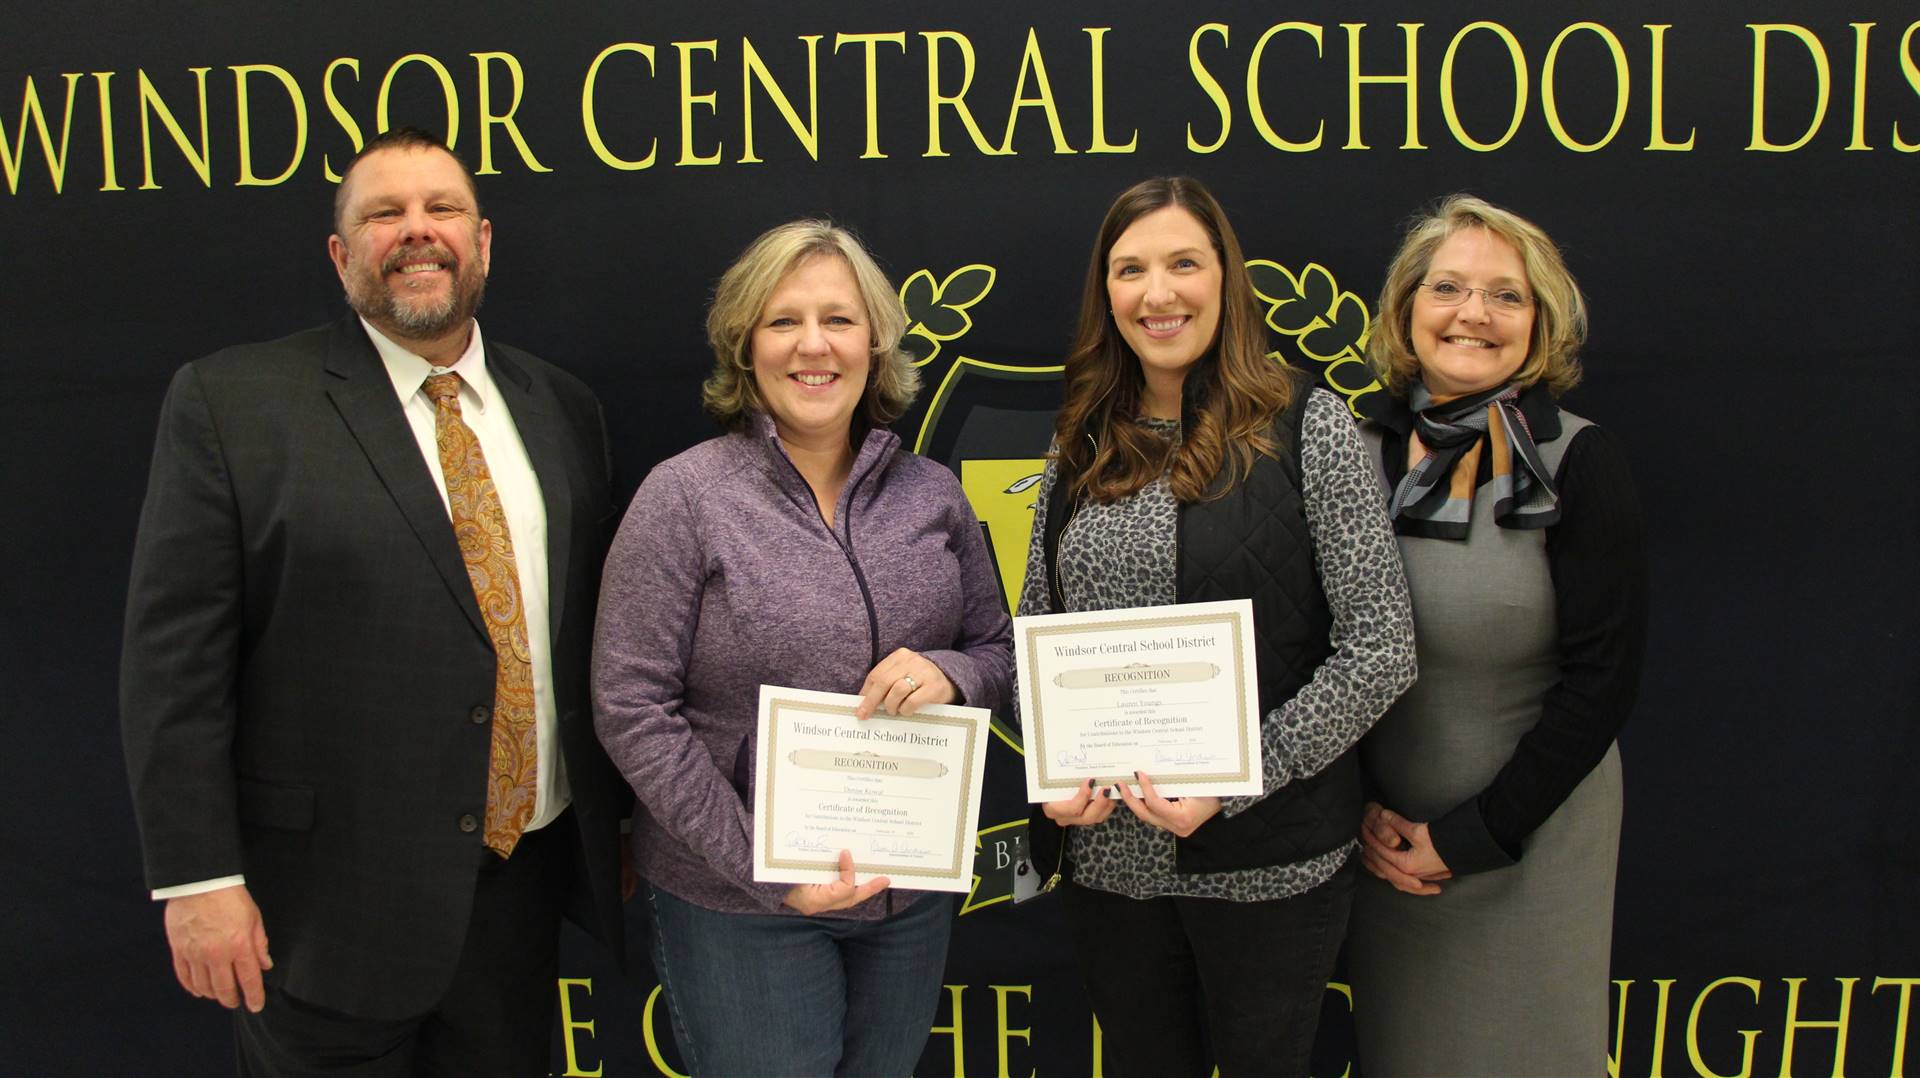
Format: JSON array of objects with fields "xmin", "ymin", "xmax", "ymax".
[{"xmin": 1251, "ymin": 389, "xmax": 1416, "ymax": 794}]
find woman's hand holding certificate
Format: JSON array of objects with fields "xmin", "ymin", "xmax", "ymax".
[
  {"xmin": 753, "ymin": 686, "xmax": 991, "ymax": 895},
  {"xmin": 1015, "ymin": 599, "xmax": 1262, "ymax": 803}
]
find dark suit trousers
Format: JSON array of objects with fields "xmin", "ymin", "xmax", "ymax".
[{"xmin": 234, "ymin": 809, "xmax": 576, "ymax": 1077}]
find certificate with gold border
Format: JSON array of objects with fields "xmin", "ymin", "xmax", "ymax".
[
  {"xmin": 1015, "ymin": 599, "xmax": 1262, "ymax": 802},
  {"xmin": 752, "ymin": 686, "xmax": 990, "ymax": 893}
]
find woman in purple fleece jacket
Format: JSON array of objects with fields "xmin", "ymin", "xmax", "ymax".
[{"xmin": 592, "ymin": 220, "xmax": 1013, "ymax": 1078}]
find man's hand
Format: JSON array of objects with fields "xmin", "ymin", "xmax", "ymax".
[
  {"xmin": 619, "ymin": 838, "xmax": 640, "ymax": 902},
  {"xmin": 164, "ymin": 885, "xmax": 272, "ymax": 1012}
]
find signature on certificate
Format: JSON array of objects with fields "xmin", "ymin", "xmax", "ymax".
[
  {"xmin": 1154, "ymin": 749, "xmax": 1220, "ymax": 766},
  {"xmin": 1054, "ymin": 748, "xmax": 1090, "ymax": 767},
  {"xmin": 784, "ymin": 831, "xmax": 834, "ymax": 853},
  {"xmin": 870, "ymin": 838, "xmax": 933, "ymax": 858}
]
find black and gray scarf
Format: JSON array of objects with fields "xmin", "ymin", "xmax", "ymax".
[{"xmin": 1386, "ymin": 382, "xmax": 1560, "ymax": 539}]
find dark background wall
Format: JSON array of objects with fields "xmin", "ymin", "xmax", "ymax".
[{"xmin": 4, "ymin": 2, "xmax": 1916, "ymax": 1074}]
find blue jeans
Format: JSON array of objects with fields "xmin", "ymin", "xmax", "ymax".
[{"xmin": 646, "ymin": 886, "xmax": 953, "ymax": 1078}]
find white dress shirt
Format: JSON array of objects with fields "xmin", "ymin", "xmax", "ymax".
[{"xmin": 153, "ymin": 318, "xmax": 569, "ymax": 900}]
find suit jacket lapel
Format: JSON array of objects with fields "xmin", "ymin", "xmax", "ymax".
[
  {"xmin": 321, "ymin": 318, "xmax": 489, "ymax": 641},
  {"xmin": 487, "ymin": 344, "xmax": 575, "ymax": 649}
]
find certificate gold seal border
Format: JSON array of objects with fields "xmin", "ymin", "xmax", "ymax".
[
  {"xmin": 1024, "ymin": 609, "xmax": 1254, "ymax": 791},
  {"xmin": 760, "ymin": 700, "xmax": 981, "ymax": 880}
]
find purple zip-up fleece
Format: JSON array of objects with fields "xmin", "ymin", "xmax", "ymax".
[{"xmin": 592, "ymin": 413, "xmax": 1013, "ymax": 919}]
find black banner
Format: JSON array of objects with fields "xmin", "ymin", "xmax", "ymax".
[{"xmin": 5, "ymin": 2, "xmax": 1917, "ymax": 1074}]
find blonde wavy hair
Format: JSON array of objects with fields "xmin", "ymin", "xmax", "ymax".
[
  {"xmin": 1367, "ymin": 194, "xmax": 1587, "ymax": 397},
  {"xmin": 702, "ymin": 220, "xmax": 917, "ymax": 433}
]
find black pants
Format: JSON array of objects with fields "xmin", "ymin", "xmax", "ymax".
[
  {"xmin": 1062, "ymin": 857, "xmax": 1356, "ymax": 1078},
  {"xmin": 234, "ymin": 810, "xmax": 574, "ymax": 1077}
]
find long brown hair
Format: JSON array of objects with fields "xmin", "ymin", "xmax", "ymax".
[{"xmin": 1054, "ymin": 176, "xmax": 1292, "ymax": 504}]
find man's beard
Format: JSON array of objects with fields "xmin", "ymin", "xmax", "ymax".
[{"xmin": 344, "ymin": 243, "xmax": 486, "ymax": 339}]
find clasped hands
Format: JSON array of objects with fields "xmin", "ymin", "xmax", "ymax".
[
  {"xmin": 1042, "ymin": 772, "xmax": 1220, "ymax": 838},
  {"xmin": 1357, "ymin": 801, "xmax": 1453, "ymax": 895},
  {"xmin": 785, "ymin": 649, "xmax": 957, "ymax": 914}
]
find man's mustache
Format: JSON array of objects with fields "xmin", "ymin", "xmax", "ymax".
[{"xmin": 379, "ymin": 245, "xmax": 458, "ymax": 275}]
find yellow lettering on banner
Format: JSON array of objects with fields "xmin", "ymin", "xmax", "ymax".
[
  {"xmin": 921, "ymin": 31, "xmax": 1009, "ymax": 157},
  {"xmin": 641, "ymin": 984, "xmax": 690, "ymax": 1078},
  {"xmin": 1778, "ymin": 976, "xmax": 1857, "ymax": 1078},
  {"xmin": 376, "ymin": 54, "xmax": 459, "ymax": 148},
  {"xmin": 1248, "ymin": 22, "xmax": 1325, "ymax": 152},
  {"xmin": 1187, "ymin": 23, "xmax": 1232, "ymax": 153},
  {"xmin": 833, "ymin": 32, "xmax": 906, "ymax": 159},
  {"xmin": 675, "ymin": 41, "xmax": 722, "ymax": 166},
  {"xmin": 1847, "ymin": 24, "xmax": 1874, "ymax": 150},
  {"xmin": 232, "ymin": 64, "xmax": 306, "ymax": 187},
  {"xmin": 556, "ymin": 978, "xmax": 602, "ymax": 1077},
  {"xmin": 1897, "ymin": 22, "xmax": 1920, "ymax": 151},
  {"xmin": 1612, "ymin": 979, "xmax": 1631, "ymax": 1078},
  {"xmin": 999, "ymin": 28, "xmax": 1074, "ymax": 154},
  {"xmin": 472, "ymin": 52, "xmax": 548, "ymax": 175},
  {"xmin": 93, "ymin": 72, "xmax": 123, "ymax": 191},
  {"xmin": 1688, "ymin": 976, "xmax": 1764, "ymax": 1078},
  {"xmin": 1875, "ymin": 977, "xmax": 1920, "ymax": 1077},
  {"xmin": 137, "ymin": 67, "xmax": 212, "ymax": 189},
  {"xmin": 994, "ymin": 985, "xmax": 1035, "ymax": 1078},
  {"xmin": 740, "ymin": 35, "xmax": 821, "ymax": 163},
  {"xmin": 928, "ymin": 984, "xmax": 967, "ymax": 1075},
  {"xmin": 1651, "ymin": 978, "xmax": 1678, "ymax": 1077},
  {"xmin": 1085, "ymin": 28, "xmax": 1136, "ymax": 152},
  {"xmin": 1611, "ymin": 978, "xmax": 1677, "ymax": 1078},
  {"xmin": 1342, "ymin": 22, "xmax": 1426, "ymax": 150},
  {"xmin": 1748, "ymin": 24, "xmax": 1831, "ymax": 152},
  {"xmin": 1326, "ymin": 981, "xmax": 1355, "ymax": 1078},
  {"xmin": 1440, "ymin": 21, "xmax": 1527, "ymax": 152},
  {"xmin": 321, "ymin": 58, "xmax": 364, "ymax": 183},
  {"xmin": 581, "ymin": 43, "xmax": 658, "ymax": 170},
  {"xmin": 2, "ymin": 72, "xmax": 81, "ymax": 194},
  {"xmin": 1543, "ymin": 23, "xmax": 1628, "ymax": 152},
  {"xmin": 1645, "ymin": 25, "xmax": 1697, "ymax": 150}
]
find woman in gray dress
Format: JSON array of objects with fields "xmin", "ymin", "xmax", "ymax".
[{"xmin": 1346, "ymin": 195, "xmax": 1648, "ymax": 1076}]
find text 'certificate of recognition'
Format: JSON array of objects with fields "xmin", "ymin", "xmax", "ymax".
[
  {"xmin": 753, "ymin": 686, "xmax": 990, "ymax": 893},
  {"xmin": 1016, "ymin": 598, "xmax": 1261, "ymax": 802}
]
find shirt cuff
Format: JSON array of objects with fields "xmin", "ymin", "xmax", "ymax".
[
  {"xmin": 153, "ymin": 875, "xmax": 246, "ymax": 901},
  {"xmin": 1429, "ymin": 798, "xmax": 1518, "ymax": 875}
]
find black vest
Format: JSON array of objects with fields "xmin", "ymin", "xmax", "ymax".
[{"xmin": 1030, "ymin": 372, "xmax": 1362, "ymax": 880}]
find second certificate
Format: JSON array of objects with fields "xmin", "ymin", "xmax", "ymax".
[{"xmin": 1015, "ymin": 598, "xmax": 1262, "ymax": 802}]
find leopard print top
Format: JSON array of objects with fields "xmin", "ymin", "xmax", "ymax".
[{"xmin": 1016, "ymin": 390, "xmax": 1415, "ymax": 902}]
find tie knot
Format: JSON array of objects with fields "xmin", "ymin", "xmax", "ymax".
[{"xmin": 423, "ymin": 372, "xmax": 463, "ymax": 407}]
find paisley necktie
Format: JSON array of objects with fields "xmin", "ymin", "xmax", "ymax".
[{"xmin": 423, "ymin": 373, "xmax": 537, "ymax": 857}]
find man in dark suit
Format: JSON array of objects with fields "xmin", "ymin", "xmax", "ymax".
[{"xmin": 120, "ymin": 127, "xmax": 628, "ymax": 1075}]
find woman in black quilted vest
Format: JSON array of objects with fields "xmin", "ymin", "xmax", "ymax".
[{"xmin": 1014, "ymin": 175, "xmax": 1416, "ymax": 1077}]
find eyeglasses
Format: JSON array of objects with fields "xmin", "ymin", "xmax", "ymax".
[{"xmin": 1417, "ymin": 280, "xmax": 1532, "ymax": 314}]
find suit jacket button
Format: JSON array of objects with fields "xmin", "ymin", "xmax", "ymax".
[
  {"xmin": 470, "ymin": 705, "xmax": 490, "ymax": 724},
  {"xmin": 458, "ymin": 814, "xmax": 479, "ymax": 833}
]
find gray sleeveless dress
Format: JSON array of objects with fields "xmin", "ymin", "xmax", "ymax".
[{"xmin": 1347, "ymin": 414, "xmax": 1622, "ymax": 1076}]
